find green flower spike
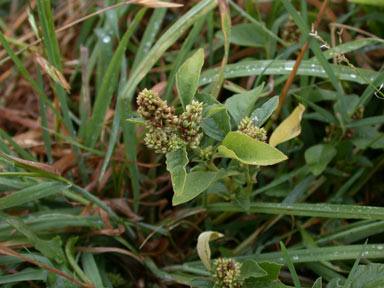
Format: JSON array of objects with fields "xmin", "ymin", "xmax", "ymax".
[
  {"xmin": 214, "ymin": 258, "xmax": 243, "ymax": 288},
  {"xmin": 178, "ymin": 100, "xmax": 203, "ymax": 148},
  {"xmin": 237, "ymin": 117, "xmax": 267, "ymax": 142}
]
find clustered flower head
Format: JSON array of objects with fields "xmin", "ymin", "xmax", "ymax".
[
  {"xmin": 213, "ymin": 258, "xmax": 243, "ymax": 288},
  {"xmin": 237, "ymin": 117, "xmax": 267, "ymax": 142},
  {"xmin": 137, "ymin": 89, "xmax": 203, "ymax": 153}
]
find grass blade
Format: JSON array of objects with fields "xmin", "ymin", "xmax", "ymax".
[
  {"xmin": 85, "ymin": 7, "xmax": 147, "ymax": 148},
  {"xmin": 0, "ymin": 182, "xmax": 69, "ymax": 210},
  {"xmin": 207, "ymin": 202, "xmax": 384, "ymax": 220}
]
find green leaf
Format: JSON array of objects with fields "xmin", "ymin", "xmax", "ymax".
[
  {"xmin": 176, "ymin": 48, "xmax": 205, "ymax": 110},
  {"xmin": 190, "ymin": 277, "xmax": 215, "ymax": 288},
  {"xmin": 166, "ymin": 148, "xmax": 188, "ymax": 196},
  {"xmin": 240, "ymin": 259, "xmax": 267, "ymax": 280},
  {"xmin": 5, "ymin": 216, "xmax": 66, "ymax": 264},
  {"xmin": 312, "ymin": 278, "xmax": 322, "ymax": 288},
  {"xmin": 0, "ymin": 182, "xmax": 69, "ymax": 210},
  {"xmin": 0, "ymin": 268, "xmax": 48, "ymax": 284},
  {"xmin": 257, "ymin": 262, "xmax": 283, "ymax": 281},
  {"xmin": 218, "ymin": 132, "xmax": 288, "ymax": 166},
  {"xmin": 85, "ymin": 8, "xmax": 146, "ymax": 148},
  {"xmin": 225, "ymin": 85, "xmax": 264, "ymax": 125},
  {"xmin": 280, "ymin": 242, "xmax": 301, "ymax": 288},
  {"xmin": 250, "ymin": 96, "xmax": 279, "ymax": 127},
  {"xmin": 305, "ymin": 144, "xmax": 337, "ymax": 176},
  {"xmin": 172, "ymin": 170, "xmax": 232, "ymax": 205},
  {"xmin": 217, "ymin": 23, "xmax": 264, "ymax": 47},
  {"xmin": 326, "ymin": 279, "xmax": 343, "ymax": 288},
  {"xmin": 197, "ymin": 231, "xmax": 224, "ymax": 270},
  {"xmin": 82, "ymin": 253, "xmax": 104, "ymax": 288},
  {"xmin": 210, "ymin": 0, "xmax": 231, "ymax": 98},
  {"xmin": 199, "ymin": 60, "xmax": 379, "ymax": 86},
  {"xmin": 208, "ymin": 202, "xmax": 384, "ymax": 220},
  {"xmin": 348, "ymin": 0, "xmax": 384, "ymax": 6},
  {"xmin": 351, "ymin": 126, "xmax": 384, "ymax": 150},
  {"xmin": 201, "ymin": 108, "xmax": 231, "ymax": 141},
  {"xmin": 346, "ymin": 264, "xmax": 384, "ymax": 287}
]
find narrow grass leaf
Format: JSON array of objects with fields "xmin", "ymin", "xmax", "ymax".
[
  {"xmin": 131, "ymin": 7, "xmax": 167, "ymax": 71},
  {"xmin": 85, "ymin": 8, "xmax": 146, "ymax": 148},
  {"xmin": 199, "ymin": 60, "xmax": 378, "ymax": 86},
  {"xmin": 0, "ymin": 268, "xmax": 47, "ymax": 284},
  {"xmin": 280, "ymin": 242, "xmax": 301, "ymax": 288},
  {"xmin": 207, "ymin": 202, "xmax": 384, "ymax": 220},
  {"xmin": 281, "ymin": 0, "xmax": 347, "ymax": 120},
  {"xmin": 343, "ymin": 240, "xmax": 368, "ymax": 288},
  {"xmin": 0, "ymin": 182, "xmax": 69, "ymax": 210},
  {"xmin": 164, "ymin": 16, "xmax": 207, "ymax": 101},
  {"xmin": 211, "ymin": 0, "xmax": 231, "ymax": 98},
  {"xmin": 0, "ymin": 129, "xmax": 35, "ymax": 161},
  {"xmin": 5, "ymin": 216, "xmax": 67, "ymax": 264},
  {"xmin": 82, "ymin": 252, "xmax": 104, "ymax": 288},
  {"xmin": 65, "ymin": 237, "xmax": 92, "ymax": 285}
]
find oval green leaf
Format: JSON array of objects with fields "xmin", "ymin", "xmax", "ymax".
[
  {"xmin": 166, "ymin": 148, "xmax": 188, "ymax": 196},
  {"xmin": 218, "ymin": 132, "xmax": 287, "ymax": 166},
  {"xmin": 305, "ymin": 144, "xmax": 337, "ymax": 176},
  {"xmin": 176, "ymin": 48, "xmax": 204, "ymax": 110}
]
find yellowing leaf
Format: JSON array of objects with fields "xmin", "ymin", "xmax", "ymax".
[
  {"xmin": 197, "ymin": 231, "xmax": 224, "ymax": 271},
  {"xmin": 269, "ymin": 103, "xmax": 305, "ymax": 147}
]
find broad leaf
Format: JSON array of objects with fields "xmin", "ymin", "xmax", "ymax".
[
  {"xmin": 166, "ymin": 148, "xmax": 188, "ymax": 196},
  {"xmin": 326, "ymin": 278, "xmax": 343, "ymax": 288},
  {"xmin": 269, "ymin": 103, "xmax": 305, "ymax": 147},
  {"xmin": 197, "ymin": 231, "xmax": 224, "ymax": 271},
  {"xmin": 190, "ymin": 278, "xmax": 215, "ymax": 288},
  {"xmin": 347, "ymin": 264, "xmax": 384, "ymax": 287},
  {"xmin": 172, "ymin": 170, "xmax": 233, "ymax": 205},
  {"xmin": 305, "ymin": 144, "xmax": 337, "ymax": 176},
  {"xmin": 240, "ymin": 259, "xmax": 267, "ymax": 280},
  {"xmin": 201, "ymin": 106, "xmax": 231, "ymax": 141},
  {"xmin": 225, "ymin": 85, "xmax": 264, "ymax": 125},
  {"xmin": 218, "ymin": 132, "xmax": 288, "ymax": 166},
  {"xmin": 250, "ymin": 96, "xmax": 279, "ymax": 127},
  {"xmin": 176, "ymin": 48, "xmax": 204, "ymax": 110},
  {"xmin": 312, "ymin": 278, "xmax": 322, "ymax": 288}
]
